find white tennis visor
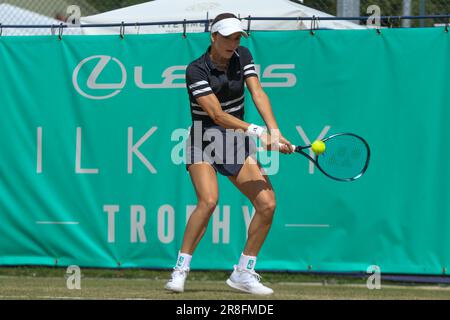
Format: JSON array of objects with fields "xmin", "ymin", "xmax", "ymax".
[{"xmin": 210, "ymin": 18, "xmax": 248, "ymax": 38}]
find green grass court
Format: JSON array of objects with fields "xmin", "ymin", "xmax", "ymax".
[{"xmin": 0, "ymin": 267, "xmax": 449, "ymax": 300}]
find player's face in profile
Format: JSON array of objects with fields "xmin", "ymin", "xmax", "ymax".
[{"xmin": 212, "ymin": 32, "xmax": 242, "ymax": 59}]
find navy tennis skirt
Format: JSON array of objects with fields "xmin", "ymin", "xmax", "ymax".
[{"xmin": 186, "ymin": 125, "xmax": 257, "ymax": 176}]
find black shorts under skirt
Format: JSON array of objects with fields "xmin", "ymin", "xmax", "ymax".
[{"xmin": 185, "ymin": 125, "xmax": 257, "ymax": 176}]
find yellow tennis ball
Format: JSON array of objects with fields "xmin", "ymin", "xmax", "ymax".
[{"xmin": 311, "ymin": 140, "xmax": 326, "ymax": 154}]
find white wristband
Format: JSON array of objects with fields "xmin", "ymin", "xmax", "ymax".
[{"xmin": 246, "ymin": 124, "xmax": 265, "ymax": 137}]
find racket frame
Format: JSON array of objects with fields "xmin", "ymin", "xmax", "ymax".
[{"xmin": 293, "ymin": 132, "xmax": 371, "ymax": 182}]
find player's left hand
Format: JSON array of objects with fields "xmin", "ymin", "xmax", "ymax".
[{"xmin": 278, "ymin": 135, "xmax": 294, "ymax": 154}]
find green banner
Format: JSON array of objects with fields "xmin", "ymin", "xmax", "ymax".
[{"xmin": 0, "ymin": 28, "xmax": 449, "ymax": 275}]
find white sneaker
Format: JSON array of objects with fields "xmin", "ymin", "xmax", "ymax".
[
  {"xmin": 226, "ymin": 265, "xmax": 274, "ymax": 295},
  {"xmin": 164, "ymin": 267, "xmax": 189, "ymax": 293}
]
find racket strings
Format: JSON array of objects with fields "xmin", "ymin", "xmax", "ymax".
[{"xmin": 317, "ymin": 135, "xmax": 369, "ymax": 180}]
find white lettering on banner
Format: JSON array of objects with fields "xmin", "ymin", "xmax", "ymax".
[
  {"xmin": 104, "ymin": 205, "xmax": 119, "ymax": 243},
  {"xmin": 105, "ymin": 205, "xmax": 258, "ymax": 244},
  {"xmin": 36, "ymin": 126, "xmax": 158, "ymax": 174},
  {"xmin": 212, "ymin": 206, "xmax": 230, "ymax": 244},
  {"xmin": 255, "ymin": 64, "xmax": 297, "ymax": 87},
  {"xmin": 135, "ymin": 66, "xmax": 186, "ymax": 88},
  {"xmin": 36, "ymin": 125, "xmax": 330, "ymax": 176},
  {"xmin": 73, "ymin": 55, "xmax": 297, "ymax": 100},
  {"xmin": 76, "ymin": 127, "xmax": 99, "ymax": 174},
  {"xmin": 72, "ymin": 55, "xmax": 127, "ymax": 100},
  {"xmin": 295, "ymin": 126, "xmax": 331, "ymax": 174},
  {"xmin": 128, "ymin": 127, "xmax": 157, "ymax": 174},
  {"xmin": 131, "ymin": 205, "xmax": 147, "ymax": 243},
  {"xmin": 158, "ymin": 205, "xmax": 175, "ymax": 243},
  {"xmin": 242, "ymin": 206, "xmax": 255, "ymax": 238}
]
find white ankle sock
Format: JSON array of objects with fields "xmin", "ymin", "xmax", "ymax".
[
  {"xmin": 238, "ymin": 253, "xmax": 257, "ymax": 271},
  {"xmin": 175, "ymin": 251, "xmax": 192, "ymax": 270}
]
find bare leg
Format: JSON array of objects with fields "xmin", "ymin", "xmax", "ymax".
[
  {"xmin": 180, "ymin": 163, "xmax": 219, "ymax": 254},
  {"xmin": 228, "ymin": 157, "xmax": 276, "ymax": 256}
]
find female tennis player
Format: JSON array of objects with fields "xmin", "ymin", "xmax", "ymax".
[{"xmin": 165, "ymin": 13, "xmax": 293, "ymax": 295}]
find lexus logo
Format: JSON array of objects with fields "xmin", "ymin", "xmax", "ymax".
[
  {"xmin": 73, "ymin": 55, "xmax": 297, "ymax": 100},
  {"xmin": 72, "ymin": 55, "xmax": 127, "ymax": 100}
]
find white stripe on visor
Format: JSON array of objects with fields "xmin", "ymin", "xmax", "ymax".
[{"xmin": 210, "ymin": 18, "xmax": 248, "ymax": 38}]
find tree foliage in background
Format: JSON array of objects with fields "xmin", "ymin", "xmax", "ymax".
[
  {"xmin": 304, "ymin": 0, "xmax": 448, "ymax": 27},
  {"xmin": 6, "ymin": 0, "xmax": 447, "ymax": 27},
  {"xmin": 84, "ymin": 0, "xmax": 152, "ymax": 13}
]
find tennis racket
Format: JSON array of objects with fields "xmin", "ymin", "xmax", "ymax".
[{"xmin": 281, "ymin": 133, "xmax": 370, "ymax": 182}]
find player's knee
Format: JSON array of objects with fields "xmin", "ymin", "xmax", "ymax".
[
  {"xmin": 198, "ymin": 196, "xmax": 218, "ymax": 214},
  {"xmin": 257, "ymin": 198, "xmax": 276, "ymax": 220}
]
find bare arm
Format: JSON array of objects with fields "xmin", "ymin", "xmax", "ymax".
[
  {"xmin": 195, "ymin": 94, "xmax": 250, "ymax": 131},
  {"xmin": 195, "ymin": 93, "xmax": 279, "ymax": 150},
  {"xmin": 245, "ymin": 76, "xmax": 293, "ymax": 153},
  {"xmin": 245, "ymin": 76, "xmax": 279, "ymax": 132}
]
